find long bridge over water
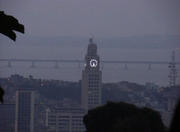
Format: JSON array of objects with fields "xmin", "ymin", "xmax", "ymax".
[{"xmin": 0, "ymin": 58, "xmax": 180, "ymax": 69}]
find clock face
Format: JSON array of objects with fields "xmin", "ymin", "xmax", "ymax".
[{"xmin": 90, "ymin": 59, "xmax": 98, "ymax": 67}]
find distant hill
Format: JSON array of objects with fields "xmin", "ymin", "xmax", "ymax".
[
  {"xmin": 1, "ymin": 74, "xmax": 179, "ymax": 110},
  {"xmin": 1, "ymin": 35, "xmax": 180, "ymax": 49}
]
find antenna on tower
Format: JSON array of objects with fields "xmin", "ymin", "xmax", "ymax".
[
  {"xmin": 89, "ymin": 33, "xmax": 94, "ymax": 43},
  {"xmin": 90, "ymin": 33, "xmax": 94, "ymax": 39},
  {"xmin": 168, "ymin": 50, "xmax": 177, "ymax": 87}
]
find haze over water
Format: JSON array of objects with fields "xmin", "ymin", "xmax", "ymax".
[
  {"xmin": 1, "ymin": 0, "xmax": 180, "ymax": 86},
  {"xmin": 0, "ymin": 36, "xmax": 180, "ymax": 86}
]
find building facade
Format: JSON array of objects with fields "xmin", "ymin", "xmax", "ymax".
[
  {"xmin": 81, "ymin": 38, "xmax": 102, "ymax": 110},
  {"xmin": 15, "ymin": 88, "xmax": 35, "ymax": 132},
  {"xmin": 46, "ymin": 107, "xmax": 86, "ymax": 132},
  {"xmin": 0, "ymin": 103, "xmax": 15, "ymax": 132}
]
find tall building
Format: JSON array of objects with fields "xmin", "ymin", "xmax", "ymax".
[
  {"xmin": 0, "ymin": 103, "xmax": 15, "ymax": 132},
  {"xmin": 15, "ymin": 88, "xmax": 35, "ymax": 132},
  {"xmin": 168, "ymin": 50, "xmax": 178, "ymax": 87},
  {"xmin": 81, "ymin": 38, "xmax": 102, "ymax": 110}
]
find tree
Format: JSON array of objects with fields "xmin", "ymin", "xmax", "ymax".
[
  {"xmin": 83, "ymin": 102, "xmax": 165, "ymax": 132},
  {"xmin": 169, "ymin": 98, "xmax": 180, "ymax": 132},
  {"xmin": 0, "ymin": 86, "xmax": 4, "ymax": 103},
  {"xmin": 0, "ymin": 11, "xmax": 24, "ymax": 41},
  {"xmin": 0, "ymin": 11, "xmax": 24, "ymax": 103}
]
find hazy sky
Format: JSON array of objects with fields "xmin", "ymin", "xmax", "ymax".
[
  {"xmin": 0, "ymin": 0, "xmax": 180, "ymax": 85},
  {"xmin": 0, "ymin": 0, "xmax": 180, "ymax": 37}
]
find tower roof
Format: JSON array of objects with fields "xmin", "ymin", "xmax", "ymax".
[
  {"xmin": 87, "ymin": 38, "xmax": 97, "ymax": 56},
  {"xmin": 89, "ymin": 38, "xmax": 93, "ymax": 44}
]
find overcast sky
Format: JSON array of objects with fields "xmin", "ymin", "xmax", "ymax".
[
  {"xmin": 0, "ymin": 0, "xmax": 180, "ymax": 85},
  {"xmin": 0, "ymin": 0, "xmax": 180, "ymax": 37}
]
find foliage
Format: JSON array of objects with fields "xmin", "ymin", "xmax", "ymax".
[
  {"xmin": 0, "ymin": 11, "xmax": 24, "ymax": 41},
  {"xmin": 169, "ymin": 98, "xmax": 180, "ymax": 132},
  {"xmin": 0, "ymin": 86, "xmax": 4, "ymax": 103},
  {"xmin": 0, "ymin": 11, "xmax": 24, "ymax": 103},
  {"xmin": 83, "ymin": 102, "xmax": 165, "ymax": 132}
]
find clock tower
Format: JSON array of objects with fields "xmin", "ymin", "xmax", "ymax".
[{"xmin": 81, "ymin": 38, "xmax": 102, "ymax": 110}]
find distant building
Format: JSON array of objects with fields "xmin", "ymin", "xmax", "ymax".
[
  {"xmin": 81, "ymin": 38, "xmax": 102, "ymax": 110},
  {"xmin": 46, "ymin": 107, "xmax": 86, "ymax": 132},
  {"xmin": 34, "ymin": 104, "xmax": 48, "ymax": 132},
  {"xmin": 167, "ymin": 96, "xmax": 177, "ymax": 112},
  {"xmin": 15, "ymin": 88, "xmax": 35, "ymax": 132},
  {"xmin": 145, "ymin": 82, "xmax": 159, "ymax": 90},
  {"xmin": 165, "ymin": 86, "xmax": 180, "ymax": 112},
  {"xmin": 0, "ymin": 103, "xmax": 15, "ymax": 132},
  {"xmin": 161, "ymin": 111, "xmax": 174, "ymax": 127}
]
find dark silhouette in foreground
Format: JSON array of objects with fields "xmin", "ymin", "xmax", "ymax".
[
  {"xmin": 169, "ymin": 98, "xmax": 180, "ymax": 132},
  {"xmin": 0, "ymin": 11, "xmax": 24, "ymax": 41},
  {"xmin": 0, "ymin": 86, "xmax": 4, "ymax": 103},
  {"xmin": 0, "ymin": 11, "xmax": 24, "ymax": 103},
  {"xmin": 83, "ymin": 102, "xmax": 165, "ymax": 132}
]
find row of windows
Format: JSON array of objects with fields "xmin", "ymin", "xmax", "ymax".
[
  {"xmin": 72, "ymin": 130, "xmax": 85, "ymax": 132},
  {"xmin": 58, "ymin": 127, "xmax": 69, "ymax": 130},
  {"xmin": 48, "ymin": 123, "xmax": 56, "ymax": 126},
  {"xmin": 88, "ymin": 97, "xmax": 100, "ymax": 100},
  {"xmin": 88, "ymin": 99, "xmax": 100, "ymax": 102},
  {"xmin": 88, "ymin": 85, "xmax": 99, "ymax": 88},
  {"xmin": 58, "ymin": 123, "xmax": 69, "ymax": 126},
  {"xmin": 88, "ymin": 79, "xmax": 100, "ymax": 82},
  {"xmin": 72, "ymin": 120, "xmax": 83, "ymax": 122},
  {"xmin": 88, "ymin": 80, "xmax": 100, "ymax": 83},
  {"xmin": 58, "ymin": 120, "xmax": 70, "ymax": 122},
  {"xmin": 88, "ymin": 99, "xmax": 100, "ymax": 103},
  {"xmin": 88, "ymin": 102, "xmax": 99, "ymax": 104},
  {"xmin": 72, "ymin": 116, "xmax": 83, "ymax": 118},
  {"xmin": 88, "ymin": 84, "xmax": 99, "ymax": 87},
  {"xmin": 72, "ymin": 123, "xmax": 84, "ymax": 126},
  {"xmin": 88, "ymin": 95, "xmax": 100, "ymax": 98},
  {"xmin": 71, "ymin": 127, "xmax": 85, "ymax": 130},
  {"xmin": 88, "ymin": 74, "xmax": 99, "ymax": 77},
  {"xmin": 58, "ymin": 116, "xmax": 70, "ymax": 118},
  {"xmin": 88, "ymin": 89, "xmax": 100, "ymax": 92}
]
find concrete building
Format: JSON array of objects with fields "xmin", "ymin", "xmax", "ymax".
[
  {"xmin": 0, "ymin": 103, "xmax": 15, "ymax": 132},
  {"xmin": 46, "ymin": 107, "xmax": 86, "ymax": 132},
  {"xmin": 15, "ymin": 88, "xmax": 35, "ymax": 132},
  {"xmin": 81, "ymin": 38, "xmax": 102, "ymax": 110}
]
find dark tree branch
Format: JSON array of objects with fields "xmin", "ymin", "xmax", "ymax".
[
  {"xmin": 0, "ymin": 11, "xmax": 24, "ymax": 41},
  {"xmin": 0, "ymin": 86, "xmax": 4, "ymax": 103},
  {"xmin": 0, "ymin": 11, "xmax": 25, "ymax": 103}
]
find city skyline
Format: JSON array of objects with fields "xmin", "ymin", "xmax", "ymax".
[
  {"xmin": 0, "ymin": 40, "xmax": 179, "ymax": 86},
  {"xmin": 1, "ymin": 0, "xmax": 180, "ymax": 86},
  {"xmin": 0, "ymin": 0, "xmax": 180, "ymax": 132}
]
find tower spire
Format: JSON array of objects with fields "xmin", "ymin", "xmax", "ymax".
[
  {"xmin": 168, "ymin": 50, "xmax": 177, "ymax": 87},
  {"xmin": 89, "ymin": 33, "xmax": 94, "ymax": 44},
  {"xmin": 89, "ymin": 37, "xmax": 93, "ymax": 44}
]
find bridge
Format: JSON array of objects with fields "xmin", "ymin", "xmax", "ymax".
[{"xmin": 0, "ymin": 58, "xmax": 180, "ymax": 69}]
